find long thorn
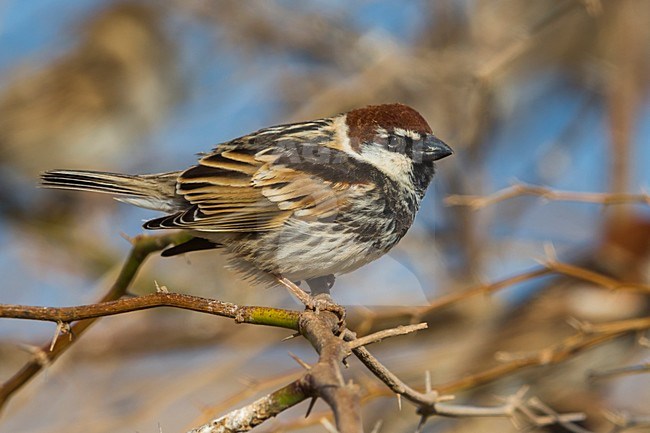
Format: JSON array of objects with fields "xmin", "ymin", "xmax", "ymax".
[
  {"xmin": 305, "ymin": 396, "xmax": 317, "ymax": 418},
  {"xmin": 282, "ymin": 332, "xmax": 301, "ymax": 342},
  {"xmin": 415, "ymin": 414, "xmax": 429, "ymax": 433},
  {"xmin": 288, "ymin": 352, "xmax": 311, "ymax": 370}
]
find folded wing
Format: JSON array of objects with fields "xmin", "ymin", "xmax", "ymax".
[{"xmin": 144, "ymin": 145, "xmax": 367, "ymax": 232}]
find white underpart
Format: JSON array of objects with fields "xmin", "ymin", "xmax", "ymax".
[{"xmin": 273, "ymin": 218, "xmax": 379, "ymax": 279}]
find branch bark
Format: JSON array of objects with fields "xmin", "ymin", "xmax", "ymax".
[
  {"xmin": 188, "ymin": 380, "xmax": 308, "ymax": 433},
  {"xmin": 0, "ymin": 293, "xmax": 300, "ymax": 329},
  {"xmin": 300, "ymin": 311, "xmax": 363, "ymax": 432}
]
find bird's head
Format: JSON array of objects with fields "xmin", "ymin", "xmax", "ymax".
[
  {"xmin": 342, "ymin": 103, "xmax": 452, "ymax": 188},
  {"xmin": 345, "ymin": 103, "xmax": 452, "ymax": 164}
]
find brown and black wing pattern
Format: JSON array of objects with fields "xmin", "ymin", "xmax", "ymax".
[{"xmin": 143, "ymin": 120, "xmax": 373, "ymax": 233}]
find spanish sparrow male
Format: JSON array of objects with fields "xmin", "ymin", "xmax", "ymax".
[{"xmin": 42, "ymin": 103, "xmax": 452, "ymax": 295}]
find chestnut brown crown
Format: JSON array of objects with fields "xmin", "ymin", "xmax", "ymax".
[{"xmin": 345, "ymin": 103, "xmax": 433, "ymax": 144}]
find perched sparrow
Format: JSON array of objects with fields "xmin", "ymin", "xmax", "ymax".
[{"xmin": 41, "ymin": 103, "xmax": 452, "ymax": 293}]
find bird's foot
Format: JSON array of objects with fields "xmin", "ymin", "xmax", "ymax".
[
  {"xmin": 277, "ymin": 276, "xmax": 345, "ymax": 326},
  {"xmin": 307, "ymin": 293, "xmax": 346, "ymax": 325}
]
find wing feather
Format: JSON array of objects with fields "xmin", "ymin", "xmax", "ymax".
[{"xmin": 145, "ymin": 119, "xmax": 374, "ymax": 232}]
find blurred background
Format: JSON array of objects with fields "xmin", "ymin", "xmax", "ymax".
[{"xmin": 0, "ymin": 1, "xmax": 649, "ymax": 432}]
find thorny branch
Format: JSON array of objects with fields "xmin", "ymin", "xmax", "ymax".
[
  {"xmin": 2, "ymin": 234, "xmax": 648, "ymax": 431},
  {"xmin": 342, "ymin": 314, "xmax": 650, "ymax": 430},
  {"xmin": 188, "ymin": 312, "xmax": 589, "ymax": 433},
  {"xmin": 347, "ymin": 323, "xmax": 428, "ymax": 350},
  {"xmin": 346, "ymin": 333, "xmax": 587, "ymax": 432},
  {"xmin": 1, "ymin": 273, "xmax": 592, "ymax": 433},
  {"xmin": 188, "ymin": 379, "xmax": 308, "ymax": 433},
  {"xmin": 0, "ymin": 293, "xmax": 300, "ymax": 329},
  {"xmin": 187, "ymin": 314, "xmax": 430, "ymax": 432}
]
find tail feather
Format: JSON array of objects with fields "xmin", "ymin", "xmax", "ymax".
[
  {"xmin": 40, "ymin": 169, "xmax": 182, "ymax": 211},
  {"xmin": 41, "ymin": 170, "xmax": 149, "ymax": 195}
]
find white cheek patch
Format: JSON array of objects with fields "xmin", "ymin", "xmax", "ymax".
[{"xmin": 358, "ymin": 145, "xmax": 414, "ymax": 188}]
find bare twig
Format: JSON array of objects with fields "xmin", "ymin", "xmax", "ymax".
[
  {"xmin": 445, "ymin": 181, "xmax": 650, "ymax": 210},
  {"xmin": 186, "ymin": 309, "xmax": 608, "ymax": 432},
  {"xmin": 574, "ymin": 317, "xmax": 650, "ymax": 335},
  {"xmin": 347, "ymin": 323, "xmax": 427, "ymax": 350},
  {"xmin": 435, "ymin": 390, "xmax": 586, "ymax": 428},
  {"xmin": 347, "ymin": 334, "xmax": 437, "ymax": 408},
  {"xmin": 187, "ymin": 371, "xmax": 303, "ymax": 430},
  {"xmin": 541, "ymin": 258, "xmax": 650, "ymax": 294},
  {"xmin": 525, "ymin": 397, "xmax": 591, "ymax": 433},
  {"xmin": 0, "ymin": 292, "xmax": 300, "ymax": 329},
  {"xmin": 589, "ymin": 362, "xmax": 650, "ymax": 380},
  {"xmin": 424, "ymin": 267, "xmax": 551, "ymax": 312},
  {"xmin": 5, "ymin": 236, "xmax": 644, "ymax": 430},
  {"xmin": 188, "ymin": 380, "xmax": 308, "ymax": 433}
]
